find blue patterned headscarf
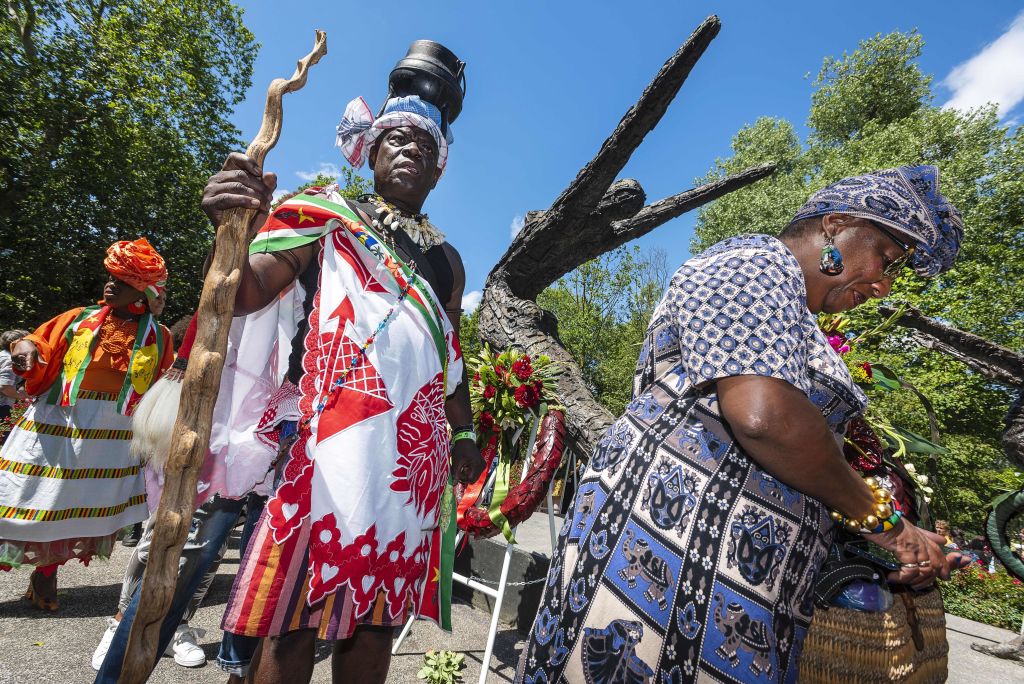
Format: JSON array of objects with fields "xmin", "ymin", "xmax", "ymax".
[
  {"xmin": 335, "ymin": 95, "xmax": 454, "ymax": 176},
  {"xmin": 790, "ymin": 165, "xmax": 964, "ymax": 277}
]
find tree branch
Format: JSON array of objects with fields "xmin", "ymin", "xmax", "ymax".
[
  {"xmin": 477, "ymin": 16, "xmax": 777, "ymax": 459},
  {"xmin": 879, "ymin": 305, "xmax": 1024, "ymax": 388},
  {"xmin": 1003, "ymin": 391, "xmax": 1024, "ymax": 469},
  {"xmin": 7, "ymin": 0, "xmax": 37, "ymax": 59},
  {"xmin": 611, "ymin": 162, "xmax": 777, "ymax": 241},
  {"xmin": 544, "ymin": 16, "xmax": 721, "ymax": 222}
]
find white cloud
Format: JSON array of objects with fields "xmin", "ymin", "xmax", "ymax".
[
  {"xmin": 295, "ymin": 162, "xmax": 341, "ymax": 182},
  {"xmin": 272, "ymin": 188, "xmax": 291, "ymax": 202},
  {"xmin": 462, "ymin": 290, "xmax": 482, "ymax": 314},
  {"xmin": 943, "ymin": 11, "xmax": 1024, "ymax": 118},
  {"xmin": 509, "ymin": 214, "xmax": 525, "ymax": 239}
]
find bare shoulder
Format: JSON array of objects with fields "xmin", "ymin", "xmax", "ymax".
[{"xmin": 440, "ymin": 242, "xmax": 465, "ymax": 280}]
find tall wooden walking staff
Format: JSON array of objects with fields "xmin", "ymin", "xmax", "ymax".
[{"xmin": 118, "ymin": 30, "xmax": 328, "ymax": 683}]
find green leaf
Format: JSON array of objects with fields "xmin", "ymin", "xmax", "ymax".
[
  {"xmin": 870, "ymin": 364, "xmax": 902, "ymax": 391},
  {"xmin": 882, "ymin": 426, "xmax": 949, "ymax": 455}
]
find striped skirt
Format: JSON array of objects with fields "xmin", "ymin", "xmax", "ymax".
[
  {"xmin": 222, "ymin": 506, "xmax": 409, "ymax": 641},
  {"xmin": 0, "ymin": 391, "xmax": 148, "ymax": 568}
]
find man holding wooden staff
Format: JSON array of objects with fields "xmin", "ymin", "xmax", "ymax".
[{"xmin": 95, "ymin": 40, "xmax": 484, "ymax": 684}]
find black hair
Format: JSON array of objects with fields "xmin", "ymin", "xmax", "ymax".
[
  {"xmin": 168, "ymin": 317, "xmax": 192, "ymax": 349},
  {"xmin": 1, "ymin": 329, "xmax": 29, "ymax": 350}
]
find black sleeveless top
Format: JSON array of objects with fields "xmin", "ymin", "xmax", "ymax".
[{"xmin": 285, "ymin": 199, "xmax": 454, "ymax": 384}]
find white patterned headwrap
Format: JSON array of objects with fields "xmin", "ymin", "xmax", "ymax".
[{"xmin": 335, "ymin": 95, "xmax": 452, "ymax": 176}]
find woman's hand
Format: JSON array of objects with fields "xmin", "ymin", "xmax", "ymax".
[
  {"xmin": 10, "ymin": 340, "xmax": 40, "ymax": 373},
  {"xmin": 201, "ymin": 152, "xmax": 278, "ymax": 235},
  {"xmin": 865, "ymin": 519, "xmax": 962, "ymax": 589}
]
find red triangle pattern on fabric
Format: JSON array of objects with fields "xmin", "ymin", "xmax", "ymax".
[{"xmin": 315, "ymin": 332, "xmax": 394, "ymax": 443}]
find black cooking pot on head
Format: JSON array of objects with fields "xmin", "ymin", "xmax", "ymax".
[{"xmin": 383, "ymin": 40, "xmax": 466, "ymax": 134}]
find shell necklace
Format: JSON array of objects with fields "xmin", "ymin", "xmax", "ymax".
[{"xmin": 361, "ymin": 194, "xmax": 446, "ymax": 251}]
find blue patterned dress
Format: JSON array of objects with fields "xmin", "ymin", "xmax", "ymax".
[{"xmin": 516, "ymin": 236, "xmax": 868, "ymax": 684}]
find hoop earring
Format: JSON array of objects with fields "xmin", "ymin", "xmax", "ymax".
[
  {"xmin": 819, "ymin": 235, "xmax": 844, "ymax": 276},
  {"xmin": 127, "ymin": 300, "xmax": 147, "ymax": 315}
]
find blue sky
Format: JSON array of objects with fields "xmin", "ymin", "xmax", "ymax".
[{"xmin": 230, "ymin": 2, "xmax": 1024, "ymax": 312}]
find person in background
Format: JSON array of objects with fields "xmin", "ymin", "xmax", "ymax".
[
  {"xmin": 935, "ymin": 519, "xmax": 957, "ymax": 548},
  {"xmin": 0, "ymin": 238, "xmax": 173, "ymax": 611},
  {"xmin": 0, "ymin": 329, "xmax": 30, "ymax": 445}
]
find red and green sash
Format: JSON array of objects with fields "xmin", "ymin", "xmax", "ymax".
[
  {"xmin": 252, "ymin": 192, "xmax": 449, "ymax": 375},
  {"xmin": 48, "ymin": 305, "xmax": 164, "ymax": 415}
]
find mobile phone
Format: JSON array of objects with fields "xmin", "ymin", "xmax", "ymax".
[{"xmin": 844, "ymin": 540, "xmax": 900, "ymax": 572}]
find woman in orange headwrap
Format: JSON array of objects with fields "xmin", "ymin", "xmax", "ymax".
[{"xmin": 0, "ymin": 238, "xmax": 174, "ymax": 610}]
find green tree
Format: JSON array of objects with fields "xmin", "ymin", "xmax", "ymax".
[
  {"xmin": 1, "ymin": 0, "xmax": 257, "ymax": 328},
  {"xmin": 459, "ymin": 307, "xmax": 481, "ymax": 362},
  {"xmin": 538, "ymin": 246, "xmax": 668, "ymax": 415},
  {"xmin": 291, "ymin": 166, "xmax": 372, "ymax": 199},
  {"xmin": 693, "ymin": 30, "xmax": 1024, "ymax": 530},
  {"xmin": 809, "ymin": 31, "xmax": 933, "ymax": 144}
]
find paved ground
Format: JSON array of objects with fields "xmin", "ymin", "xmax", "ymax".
[
  {"xmin": 0, "ymin": 531, "xmax": 1020, "ymax": 683},
  {"xmin": 0, "ymin": 531, "xmax": 524, "ymax": 683},
  {"xmin": 944, "ymin": 613, "xmax": 1022, "ymax": 683}
]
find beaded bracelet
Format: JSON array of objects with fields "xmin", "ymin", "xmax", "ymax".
[{"xmin": 829, "ymin": 476, "xmax": 903, "ymax": 535}]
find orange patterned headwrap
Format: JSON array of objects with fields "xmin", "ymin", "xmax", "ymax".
[{"xmin": 104, "ymin": 238, "xmax": 168, "ymax": 304}]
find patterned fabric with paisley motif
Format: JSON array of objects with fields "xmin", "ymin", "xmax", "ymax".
[{"xmin": 515, "ymin": 236, "xmax": 867, "ymax": 684}]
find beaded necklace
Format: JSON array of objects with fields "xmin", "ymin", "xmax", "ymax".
[{"xmin": 299, "ymin": 242, "xmax": 419, "ymax": 431}]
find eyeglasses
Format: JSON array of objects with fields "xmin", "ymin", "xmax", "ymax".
[{"xmin": 872, "ymin": 223, "xmax": 916, "ymax": 280}]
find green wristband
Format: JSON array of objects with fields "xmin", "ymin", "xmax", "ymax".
[{"xmin": 452, "ymin": 429, "xmax": 475, "ymax": 444}]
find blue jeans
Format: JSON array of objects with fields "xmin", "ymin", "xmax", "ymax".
[
  {"xmin": 94, "ymin": 494, "xmax": 263, "ymax": 682},
  {"xmin": 216, "ymin": 496, "xmax": 265, "ymax": 676}
]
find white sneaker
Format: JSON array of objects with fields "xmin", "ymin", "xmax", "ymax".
[
  {"xmin": 164, "ymin": 623, "xmax": 207, "ymax": 667},
  {"xmin": 91, "ymin": 617, "xmax": 119, "ymax": 671}
]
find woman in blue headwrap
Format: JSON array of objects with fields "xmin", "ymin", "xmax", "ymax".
[{"xmin": 516, "ymin": 166, "xmax": 970, "ymax": 684}]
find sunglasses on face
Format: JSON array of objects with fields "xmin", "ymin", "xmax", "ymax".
[{"xmin": 871, "ymin": 222, "xmax": 916, "ymax": 280}]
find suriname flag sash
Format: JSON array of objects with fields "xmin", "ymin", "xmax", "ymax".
[
  {"xmin": 48, "ymin": 305, "xmax": 164, "ymax": 416},
  {"xmin": 251, "ymin": 190, "xmax": 450, "ymax": 371}
]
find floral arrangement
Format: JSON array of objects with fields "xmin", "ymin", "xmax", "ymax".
[
  {"xmin": 458, "ymin": 346, "xmax": 562, "ymax": 542},
  {"xmin": 820, "ymin": 309, "xmax": 945, "ymax": 516},
  {"xmin": 469, "ymin": 345, "xmax": 560, "ymax": 437}
]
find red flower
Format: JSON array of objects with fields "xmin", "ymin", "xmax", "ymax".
[
  {"xmin": 495, "ymin": 365, "xmax": 505, "ymax": 375},
  {"xmin": 533, "ymin": 380, "xmax": 544, "ymax": 394},
  {"xmin": 1013, "ymin": 579, "xmax": 1022, "ymax": 586},
  {"xmin": 514, "ymin": 383, "xmax": 540, "ymax": 409},
  {"xmin": 473, "ymin": 372, "xmax": 480, "ymax": 382},
  {"xmin": 860, "ymin": 362, "xmax": 873, "ymax": 378},
  {"xmin": 483, "ymin": 385, "xmax": 496, "ymax": 399},
  {"xmin": 478, "ymin": 411, "xmax": 495, "ymax": 433},
  {"xmin": 511, "ymin": 357, "xmax": 533, "ymax": 381}
]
